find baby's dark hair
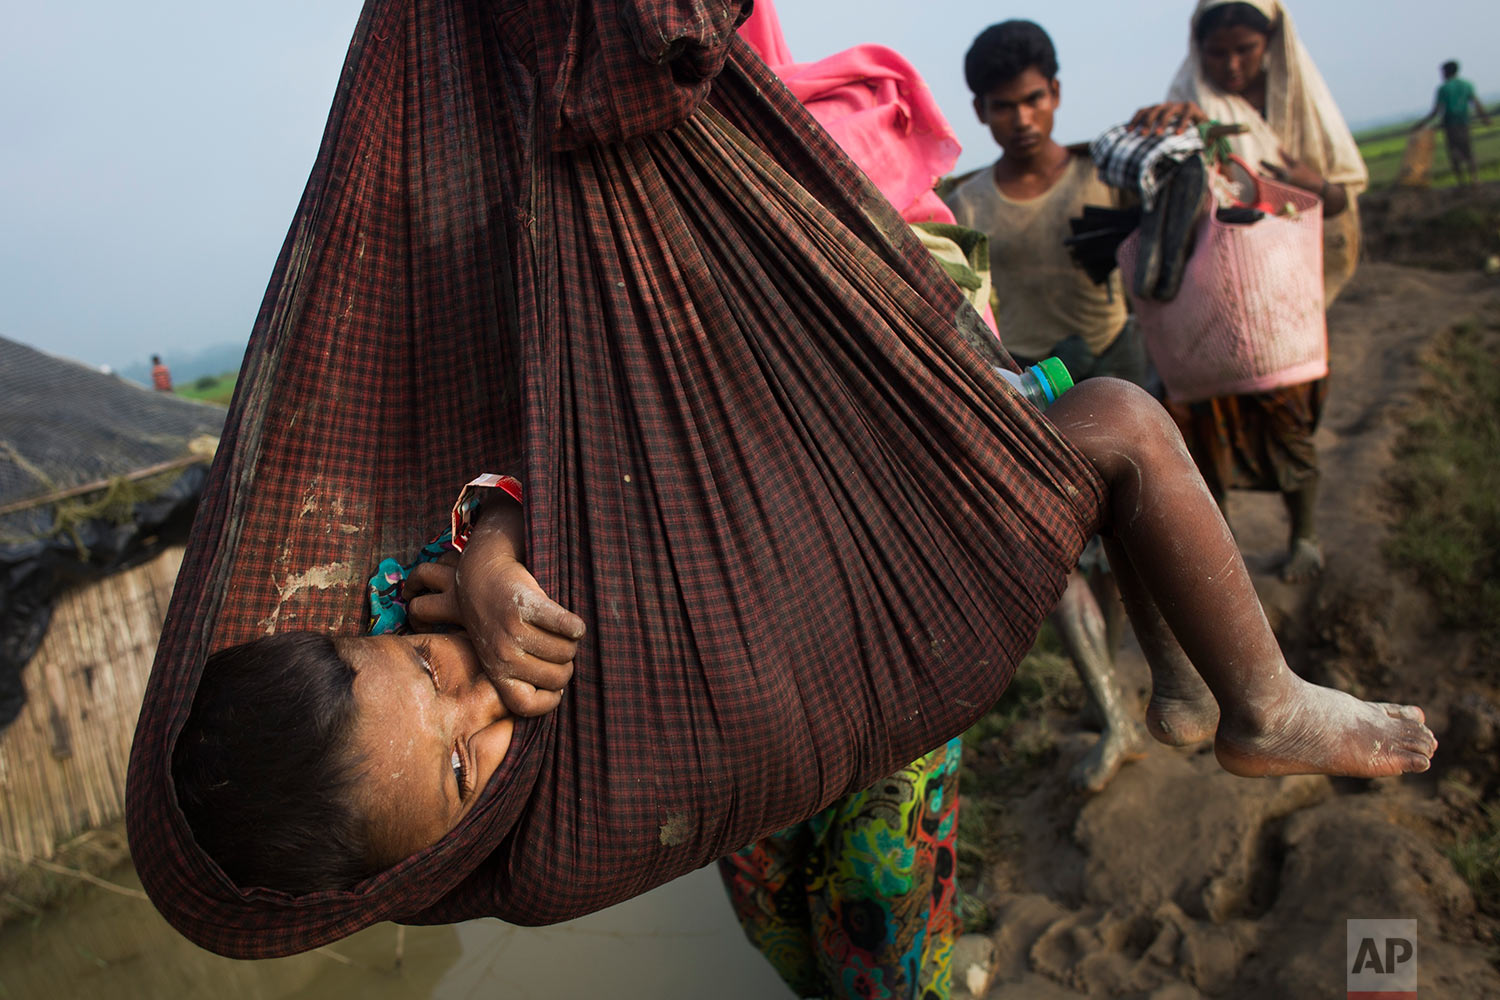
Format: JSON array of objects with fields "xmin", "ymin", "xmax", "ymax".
[
  {"xmin": 963, "ymin": 20, "xmax": 1058, "ymax": 98},
  {"xmin": 1442, "ymin": 60, "xmax": 1459, "ymax": 78},
  {"xmin": 172, "ymin": 632, "xmax": 375, "ymax": 894},
  {"xmin": 1194, "ymin": 2, "xmax": 1274, "ymax": 44}
]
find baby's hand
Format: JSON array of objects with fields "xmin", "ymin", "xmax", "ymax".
[
  {"xmin": 455, "ymin": 531, "xmax": 585, "ymax": 717},
  {"xmin": 403, "ymin": 553, "xmax": 463, "ymax": 630}
]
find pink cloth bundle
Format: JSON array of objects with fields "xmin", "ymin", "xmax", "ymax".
[
  {"xmin": 738, "ymin": 0, "xmax": 960, "ymax": 225},
  {"xmin": 1119, "ymin": 174, "xmax": 1327, "ymax": 401}
]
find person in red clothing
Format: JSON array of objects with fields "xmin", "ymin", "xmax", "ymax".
[{"xmin": 150, "ymin": 354, "xmax": 173, "ymax": 392}]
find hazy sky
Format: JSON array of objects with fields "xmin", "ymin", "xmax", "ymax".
[{"xmin": 4, "ymin": 1, "xmax": 1496, "ymax": 371}]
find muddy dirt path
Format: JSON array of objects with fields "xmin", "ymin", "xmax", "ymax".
[{"xmin": 960, "ymin": 188, "xmax": 1500, "ymax": 1000}]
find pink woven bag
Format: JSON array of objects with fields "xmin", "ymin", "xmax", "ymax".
[{"xmin": 1118, "ymin": 170, "xmax": 1326, "ymax": 402}]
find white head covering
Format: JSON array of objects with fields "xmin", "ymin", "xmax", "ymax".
[{"xmin": 1166, "ymin": 0, "xmax": 1367, "ymax": 194}]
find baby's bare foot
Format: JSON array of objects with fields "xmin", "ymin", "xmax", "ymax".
[
  {"xmin": 1146, "ymin": 669, "xmax": 1221, "ymax": 747},
  {"xmin": 1215, "ymin": 680, "xmax": 1436, "ymax": 778},
  {"xmin": 1070, "ymin": 721, "xmax": 1151, "ymax": 793}
]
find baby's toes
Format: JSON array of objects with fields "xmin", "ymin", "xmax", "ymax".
[
  {"xmin": 1397, "ymin": 749, "xmax": 1433, "ymax": 773},
  {"xmin": 1377, "ymin": 702, "xmax": 1425, "ymax": 724},
  {"xmin": 1397, "ymin": 719, "xmax": 1438, "ymax": 755}
]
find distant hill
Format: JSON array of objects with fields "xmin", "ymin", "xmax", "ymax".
[{"xmin": 116, "ymin": 340, "xmax": 247, "ymax": 389}]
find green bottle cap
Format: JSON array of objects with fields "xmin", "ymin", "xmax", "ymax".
[{"xmin": 1035, "ymin": 356, "xmax": 1074, "ymax": 400}]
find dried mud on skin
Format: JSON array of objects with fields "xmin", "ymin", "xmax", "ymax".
[{"xmin": 960, "ymin": 184, "xmax": 1500, "ymax": 1000}]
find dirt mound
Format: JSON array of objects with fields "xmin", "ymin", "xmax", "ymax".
[
  {"xmin": 1359, "ymin": 182, "xmax": 1500, "ymax": 274},
  {"xmin": 963, "ymin": 212, "xmax": 1500, "ymax": 998}
]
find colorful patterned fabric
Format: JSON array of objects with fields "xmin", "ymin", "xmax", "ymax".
[
  {"xmin": 368, "ymin": 475, "xmax": 523, "ymax": 633},
  {"xmin": 126, "ymin": 0, "xmax": 1105, "ymax": 959},
  {"xmin": 719, "ymin": 737, "xmax": 963, "ymax": 1000},
  {"xmin": 367, "ymin": 534, "xmax": 454, "ymax": 635}
]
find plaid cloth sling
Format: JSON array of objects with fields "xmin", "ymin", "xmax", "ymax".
[{"xmin": 126, "ymin": 0, "xmax": 1104, "ymax": 959}]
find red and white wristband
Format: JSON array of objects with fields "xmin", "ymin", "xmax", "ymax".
[{"xmin": 449, "ymin": 474, "xmax": 523, "ymax": 552}]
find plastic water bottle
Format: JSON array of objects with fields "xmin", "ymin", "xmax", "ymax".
[{"xmin": 996, "ymin": 356, "xmax": 1074, "ymax": 410}]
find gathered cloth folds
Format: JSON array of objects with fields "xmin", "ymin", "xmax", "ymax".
[{"xmin": 125, "ymin": 0, "xmax": 1103, "ymax": 959}]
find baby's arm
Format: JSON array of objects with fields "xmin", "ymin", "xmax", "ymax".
[{"xmin": 452, "ymin": 494, "xmax": 587, "ymax": 717}]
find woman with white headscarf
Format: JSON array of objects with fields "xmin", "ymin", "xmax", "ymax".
[
  {"xmin": 1134, "ymin": 0, "xmax": 1366, "ymax": 297},
  {"xmin": 1131, "ymin": 0, "xmax": 1368, "ymax": 582}
]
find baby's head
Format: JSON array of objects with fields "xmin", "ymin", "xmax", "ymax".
[{"xmin": 173, "ymin": 630, "xmax": 512, "ymax": 894}]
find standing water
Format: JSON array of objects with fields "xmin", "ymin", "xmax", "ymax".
[{"xmin": 0, "ymin": 861, "xmax": 793, "ymax": 998}]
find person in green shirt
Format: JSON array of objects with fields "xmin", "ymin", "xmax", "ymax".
[{"xmin": 1413, "ymin": 60, "xmax": 1492, "ymax": 186}]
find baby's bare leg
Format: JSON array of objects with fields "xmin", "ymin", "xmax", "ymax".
[
  {"xmin": 1046, "ymin": 379, "xmax": 1436, "ymax": 778},
  {"xmin": 1099, "ymin": 537, "xmax": 1219, "ymax": 747}
]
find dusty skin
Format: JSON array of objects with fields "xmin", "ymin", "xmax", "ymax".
[
  {"xmin": 1047, "ymin": 379, "xmax": 1438, "ymax": 782},
  {"xmin": 1052, "ymin": 573, "xmax": 1151, "ymax": 792},
  {"xmin": 1130, "ymin": 599, "xmax": 1437, "ymax": 778},
  {"xmin": 1213, "ymin": 684, "xmax": 1435, "ymax": 778},
  {"xmin": 1144, "ymin": 661, "xmax": 1220, "ymax": 748},
  {"xmin": 964, "ymin": 204, "xmax": 1500, "ymax": 999},
  {"xmin": 1133, "ymin": 601, "xmax": 1439, "ymax": 779}
]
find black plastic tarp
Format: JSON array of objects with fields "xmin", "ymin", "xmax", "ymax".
[{"xmin": 0, "ymin": 337, "xmax": 226, "ymax": 729}]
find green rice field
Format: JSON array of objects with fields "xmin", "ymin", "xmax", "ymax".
[
  {"xmin": 1358, "ymin": 115, "xmax": 1500, "ymax": 188},
  {"xmin": 174, "ymin": 371, "xmax": 237, "ymax": 406}
]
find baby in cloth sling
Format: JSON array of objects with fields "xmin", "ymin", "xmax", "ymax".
[
  {"xmin": 177, "ymin": 383, "xmax": 1437, "ymax": 895},
  {"xmin": 133, "ymin": 0, "xmax": 1434, "ymax": 962}
]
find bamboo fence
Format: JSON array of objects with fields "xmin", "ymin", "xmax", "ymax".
[{"xmin": 0, "ymin": 547, "xmax": 183, "ymax": 910}]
